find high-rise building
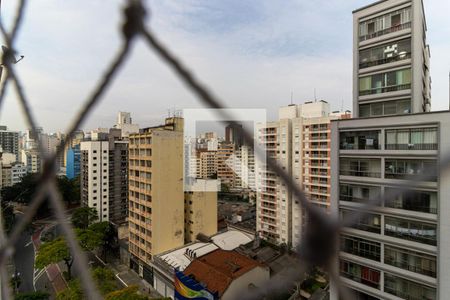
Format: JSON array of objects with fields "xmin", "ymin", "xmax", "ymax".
[
  {"xmin": 225, "ymin": 123, "xmax": 244, "ymax": 147},
  {"xmin": 80, "ymin": 128, "xmax": 129, "ymax": 224},
  {"xmin": 353, "ymin": 0, "xmax": 430, "ymax": 117},
  {"xmin": 128, "ymin": 117, "xmax": 184, "ymax": 276},
  {"xmin": 0, "ymin": 126, "xmax": 20, "ymax": 162},
  {"xmin": 21, "ymin": 149, "xmax": 41, "ymax": 174},
  {"xmin": 107, "ymin": 128, "xmax": 129, "ymax": 225},
  {"xmin": 115, "ymin": 111, "xmax": 139, "ymax": 138},
  {"xmin": 330, "ymin": 1, "xmax": 449, "ymax": 299},
  {"xmin": 256, "ymin": 101, "xmax": 348, "ymax": 247},
  {"xmin": 217, "ymin": 143, "xmax": 235, "ymax": 187},
  {"xmin": 66, "ymin": 144, "xmax": 81, "ymax": 179},
  {"xmin": 80, "ymin": 140, "xmax": 110, "ymax": 222}
]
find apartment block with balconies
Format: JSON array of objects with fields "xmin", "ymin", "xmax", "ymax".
[
  {"xmin": 353, "ymin": 0, "xmax": 431, "ymax": 118},
  {"xmin": 331, "ymin": 112, "xmax": 450, "ymax": 300},
  {"xmin": 128, "ymin": 118, "xmax": 184, "ymax": 283}
]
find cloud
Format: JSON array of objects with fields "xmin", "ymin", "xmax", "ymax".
[{"xmin": 0, "ymin": 0, "xmax": 449, "ymax": 132}]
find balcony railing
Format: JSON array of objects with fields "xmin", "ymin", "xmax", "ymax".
[
  {"xmin": 384, "ymin": 286, "xmax": 433, "ymax": 300},
  {"xmin": 340, "ymin": 271, "xmax": 380, "ymax": 289},
  {"xmin": 359, "ymin": 52, "xmax": 411, "ymax": 69},
  {"xmin": 385, "ymin": 172, "xmax": 437, "ymax": 182},
  {"xmin": 342, "ymin": 246, "xmax": 380, "ymax": 262},
  {"xmin": 350, "ymin": 223, "xmax": 381, "ymax": 234},
  {"xmin": 386, "ymin": 203, "xmax": 437, "ymax": 214},
  {"xmin": 340, "ymin": 170, "xmax": 381, "ymax": 178},
  {"xmin": 359, "ymin": 83, "xmax": 411, "ymax": 96},
  {"xmin": 384, "ymin": 256, "xmax": 436, "ymax": 278},
  {"xmin": 385, "ymin": 228, "xmax": 437, "ymax": 246},
  {"xmin": 359, "ymin": 22, "xmax": 412, "ymax": 42},
  {"xmin": 385, "ymin": 143, "xmax": 438, "ymax": 150}
]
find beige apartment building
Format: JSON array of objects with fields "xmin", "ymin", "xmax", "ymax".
[
  {"xmin": 128, "ymin": 117, "xmax": 185, "ymax": 281},
  {"xmin": 184, "ymin": 179, "xmax": 219, "ymax": 243}
]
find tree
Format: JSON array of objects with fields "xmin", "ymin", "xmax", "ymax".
[
  {"xmin": 89, "ymin": 221, "xmax": 118, "ymax": 261},
  {"xmin": 35, "ymin": 230, "xmax": 103, "ymax": 280},
  {"xmin": 105, "ymin": 286, "xmax": 149, "ymax": 300},
  {"xmin": 71, "ymin": 207, "xmax": 98, "ymax": 229},
  {"xmin": 56, "ymin": 267, "xmax": 118, "ymax": 299},
  {"xmin": 58, "ymin": 176, "xmax": 80, "ymax": 206},
  {"xmin": 1, "ymin": 202, "xmax": 15, "ymax": 233},
  {"xmin": 92, "ymin": 267, "xmax": 118, "ymax": 295},
  {"xmin": 35, "ymin": 238, "xmax": 73, "ymax": 280},
  {"xmin": 56, "ymin": 279, "xmax": 83, "ymax": 300},
  {"xmin": 14, "ymin": 291, "xmax": 50, "ymax": 300}
]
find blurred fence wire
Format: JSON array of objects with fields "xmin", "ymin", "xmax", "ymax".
[{"xmin": 0, "ymin": 1, "xmax": 448, "ymax": 299}]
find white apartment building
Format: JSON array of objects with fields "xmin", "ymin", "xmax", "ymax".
[
  {"xmin": 330, "ymin": 1, "xmax": 447, "ymax": 299},
  {"xmin": 256, "ymin": 101, "xmax": 345, "ymax": 246},
  {"xmin": 80, "ymin": 141, "xmax": 109, "ymax": 222},
  {"xmin": 115, "ymin": 111, "xmax": 139, "ymax": 138}
]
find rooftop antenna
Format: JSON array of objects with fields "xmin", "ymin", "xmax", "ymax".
[
  {"xmin": 314, "ymin": 88, "xmax": 317, "ymax": 102},
  {"xmin": 341, "ymin": 98, "xmax": 344, "ymax": 112}
]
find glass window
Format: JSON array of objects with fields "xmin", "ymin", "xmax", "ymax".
[
  {"xmin": 385, "ymin": 217, "xmax": 437, "ymax": 245},
  {"xmin": 371, "ymin": 103, "xmax": 383, "ymax": 115},
  {"xmin": 360, "ymin": 104, "xmax": 370, "ymax": 117}
]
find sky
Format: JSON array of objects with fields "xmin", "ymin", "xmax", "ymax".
[{"xmin": 0, "ymin": 0, "xmax": 449, "ymax": 133}]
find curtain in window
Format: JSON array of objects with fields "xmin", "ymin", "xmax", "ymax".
[
  {"xmin": 359, "ymin": 77, "xmax": 371, "ymax": 91},
  {"xmin": 397, "ymin": 130, "xmax": 409, "ymax": 144},
  {"xmin": 410, "ymin": 129, "xmax": 423, "ymax": 144},
  {"xmin": 397, "ymin": 69, "xmax": 411, "ymax": 85},
  {"xmin": 423, "ymin": 128, "xmax": 437, "ymax": 144}
]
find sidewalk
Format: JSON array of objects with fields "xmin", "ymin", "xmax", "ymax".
[{"xmin": 107, "ymin": 258, "xmax": 162, "ymax": 298}]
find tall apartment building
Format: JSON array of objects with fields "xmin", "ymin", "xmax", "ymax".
[
  {"xmin": 0, "ymin": 126, "xmax": 19, "ymax": 162},
  {"xmin": 80, "ymin": 140, "xmax": 110, "ymax": 222},
  {"xmin": 217, "ymin": 143, "xmax": 235, "ymax": 187},
  {"xmin": 330, "ymin": 1, "xmax": 449, "ymax": 299},
  {"xmin": 256, "ymin": 101, "xmax": 348, "ymax": 247},
  {"xmin": 66, "ymin": 144, "xmax": 81, "ymax": 179},
  {"xmin": 128, "ymin": 117, "xmax": 184, "ymax": 280},
  {"xmin": 80, "ymin": 129, "xmax": 129, "ymax": 224},
  {"xmin": 21, "ymin": 149, "xmax": 41, "ymax": 174},
  {"xmin": 108, "ymin": 129, "xmax": 129, "ymax": 224},
  {"xmin": 196, "ymin": 150, "xmax": 217, "ymax": 179},
  {"xmin": 115, "ymin": 111, "xmax": 139, "ymax": 138}
]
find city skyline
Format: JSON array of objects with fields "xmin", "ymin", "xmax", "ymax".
[{"xmin": 0, "ymin": 0, "xmax": 448, "ymax": 132}]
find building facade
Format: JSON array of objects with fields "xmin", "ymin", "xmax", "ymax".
[
  {"xmin": 184, "ymin": 180, "xmax": 219, "ymax": 243},
  {"xmin": 66, "ymin": 144, "xmax": 81, "ymax": 179},
  {"xmin": 330, "ymin": 1, "xmax": 445, "ymax": 299},
  {"xmin": 0, "ymin": 126, "xmax": 19, "ymax": 162},
  {"xmin": 128, "ymin": 117, "xmax": 184, "ymax": 282},
  {"xmin": 80, "ymin": 140, "xmax": 110, "ymax": 222}
]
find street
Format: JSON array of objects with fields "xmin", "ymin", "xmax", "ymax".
[{"xmin": 12, "ymin": 214, "xmax": 35, "ymax": 293}]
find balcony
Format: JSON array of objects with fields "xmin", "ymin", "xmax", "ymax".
[
  {"xmin": 340, "ymin": 170, "xmax": 381, "ymax": 178},
  {"xmin": 385, "ymin": 143, "xmax": 437, "ymax": 150},
  {"xmin": 385, "ymin": 217, "xmax": 437, "ymax": 246},
  {"xmin": 359, "ymin": 22, "xmax": 411, "ymax": 42},
  {"xmin": 359, "ymin": 52, "xmax": 411, "ymax": 69},
  {"xmin": 384, "ymin": 256, "xmax": 436, "ymax": 278},
  {"xmin": 359, "ymin": 83, "xmax": 411, "ymax": 96}
]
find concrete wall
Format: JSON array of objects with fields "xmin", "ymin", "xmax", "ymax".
[{"xmin": 223, "ymin": 266, "xmax": 270, "ymax": 300}]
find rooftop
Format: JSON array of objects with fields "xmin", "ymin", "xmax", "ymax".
[
  {"xmin": 156, "ymin": 229, "xmax": 255, "ymax": 272},
  {"xmin": 184, "ymin": 249, "xmax": 263, "ymax": 296}
]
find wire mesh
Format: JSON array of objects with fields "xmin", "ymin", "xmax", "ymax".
[{"xmin": 0, "ymin": 1, "xmax": 447, "ymax": 299}]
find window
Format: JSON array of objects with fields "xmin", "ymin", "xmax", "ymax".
[
  {"xmin": 359, "ymin": 7, "xmax": 411, "ymax": 41},
  {"xmin": 340, "ymin": 158, "xmax": 381, "ymax": 178},
  {"xmin": 340, "ymin": 130, "xmax": 380, "ymax": 150},
  {"xmin": 385, "ymin": 245, "xmax": 436, "ymax": 277},
  {"xmin": 385, "ymin": 159, "xmax": 437, "ymax": 181},
  {"xmin": 340, "ymin": 260, "xmax": 380, "ymax": 289},
  {"xmin": 385, "ymin": 128, "xmax": 437, "ymax": 150},
  {"xmin": 359, "ymin": 99, "xmax": 411, "ymax": 117},
  {"xmin": 384, "ymin": 273, "xmax": 436, "ymax": 299},
  {"xmin": 342, "ymin": 210, "xmax": 381, "ymax": 233},
  {"xmin": 341, "ymin": 235, "xmax": 380, "ymax": 261},
  {"xmin": 359, "ymin": 69, "xmax": 411, "ymax": 96},
  {"xmin": 359, "ymin": 39, "xmax": 411, "ymax": 69},
  {"xmin": 385, "ymin": 188, "xmax": 437, "ymax": 214},
  {"xmin": 385, "ymin": 217, "xmax": 437, "ymax": 245}
]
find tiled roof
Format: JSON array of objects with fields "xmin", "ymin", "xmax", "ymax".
[{"xmin": 183, "ymin": 249, "xmax": 262, "ymax": 297}]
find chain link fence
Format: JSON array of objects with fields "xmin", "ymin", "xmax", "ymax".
[{"xmin": 0, "ymin": 1, "xmax": 448, "ymax": 299}]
